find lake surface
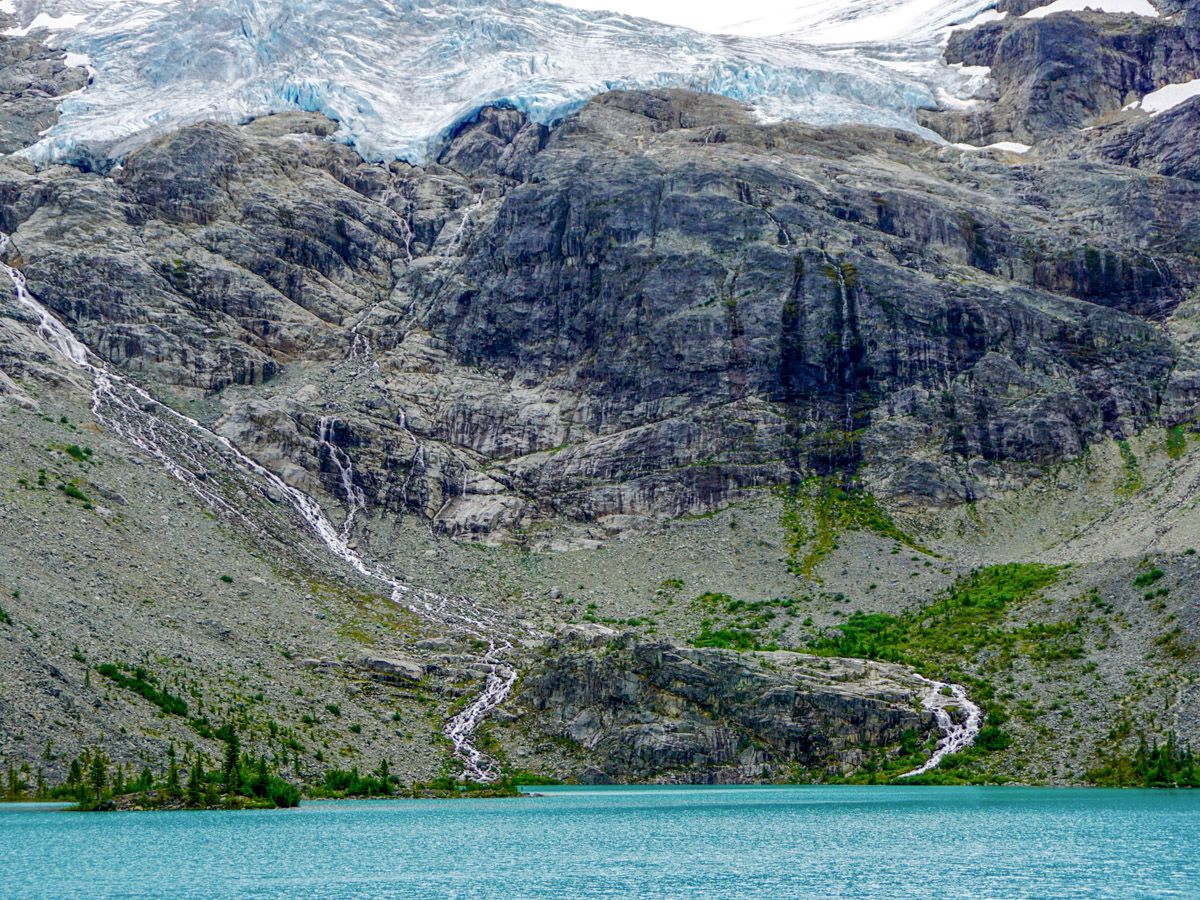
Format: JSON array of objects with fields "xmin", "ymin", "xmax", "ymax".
[{"xmin": 2, "ymin": 786, "xmax": 1198, "ymax": 898}]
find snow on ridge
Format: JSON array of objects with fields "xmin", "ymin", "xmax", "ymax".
[
  {"xmin": 7, "ymin": 0, "xmax": 998, "ymax": 169},
  {"xmin": 954, "ymin": 140, "xmax": 1032, "ymax": 153},
  {"xmin": 1022, "ymin": 0, "xmax": 1159, "ymax": 20},
  {"xmin": 1125, "ymin": 78, "xmax": 1200, "ymax": 115},
  {"xmin": 3, "ymin": 10, "xmax": 86, "ymax": 35}
]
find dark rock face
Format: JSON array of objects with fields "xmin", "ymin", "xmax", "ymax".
[
  {"xmin": 927, "ymin": 8, "xmax": 1200, "ymax": 146},
  {"xmin": 1058, "ymin": 97, "xmax": 1200, "ymax": 182},
  {"xmin": 0, "ymin": 31, "xmax": 88, "ymax": 155},
  {"xmin": 512, "ymin": 628, "xmax": 932, "ymax": 783},
  {"xmin": 0, "ymin": 34, "xmax": 1198, "ymax": 538}
]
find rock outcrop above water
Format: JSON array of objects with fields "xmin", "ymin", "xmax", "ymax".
[{"xmin": 509, "ymin": 628, "xmax": 932, "ymax": 783}]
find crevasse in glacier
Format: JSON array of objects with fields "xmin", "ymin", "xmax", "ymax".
[{"xmin": 4, "ymin": 0, "xmax": 997, "ymax": 167}]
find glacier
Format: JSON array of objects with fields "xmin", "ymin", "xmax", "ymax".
[{"xmin": 3, "ymin": 0, "xmax": 999, "ymax": 168}]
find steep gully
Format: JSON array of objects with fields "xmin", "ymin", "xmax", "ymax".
[
  {"xmin": 1, "ymin": 235, "xmax": 977, "ymax": 780},
  {"xmin": 1, "ymin": 233, "xmax": 515, "ymax": 782}
]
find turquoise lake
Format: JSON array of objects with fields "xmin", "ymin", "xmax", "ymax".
[{"xmin": 2, "ymin": 786, "xmax": 1198, "ymax": 898}]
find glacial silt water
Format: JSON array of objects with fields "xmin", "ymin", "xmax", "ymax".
[{"xmin": 2, "ymin": 786, "xmax": 1198, "ymax": 898}]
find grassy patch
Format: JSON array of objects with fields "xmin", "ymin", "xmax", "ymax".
[
  {"xmin": 96, "ymin": 663, "xmax": 188, "ymax": 718},
  {"xmin": 811, "ymin": 562, "xmax": 1065, "ymax": 782},
  {"xmin": 1117, "ymin": 440, "xmax": 1143, "ymax": 497},
  {"xmin": 1166, "ymin": 426, "xmax": 1188, "ymax": 460},
  {"xmin": 688, "ymin": 593, "xmax": 796, "ymax": 651},
  {"xmin": 57, "ymin": 481, "xmax": 91, "ymax": 505},
  {"xmin": 781, "ymin": 477, "xmax": 930, "ymax": 580},
  {"xmin": 1133, "ymin": 568, "xmax": 1165, "ymax": 588},
  {"xmin": 60, "ymin": 444, "xmax": 94, "ymax": 463},
  {"xmin": 811, "ymin": 563, "xmax": 1063, "ymax": 672}
]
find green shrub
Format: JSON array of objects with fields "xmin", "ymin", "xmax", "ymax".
[
  {"xmin": 58, "ymin": 482, "xmax": 91, "ymax": 503},
  {"xmin": 1133, "ymin": 568, "xmax": 1165, "ymax": 588},
  {"xmin": 95, "ymin": 663, "xmax": 188, "ymax": 717},
  {"xmin": 267, "ymin": 777, "xmax": 301, "ymax": 808},
  {"xmin": 781, "ymin": 477, "xmax": 931, "ymax": 580},
  {"xmin": 1166, "ymin": 426, "xmax": 1187, "ymax": 460}
]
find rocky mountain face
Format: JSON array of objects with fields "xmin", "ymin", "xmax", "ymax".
[
  {"xmin": 930, "ymin": 1, "xmax": 1200, "ymax": 145},
  {"xmin": 4, "ymin": 84, "xmax": 1199, "ymax": 538},
  {"xmin": 507, "ymin": 627, "xmax": 933, "ymax": 783},
  {"xmin": 0, "ymin": 2, "xmax": 1198, "ymax": 789},
  {"xmin": 0, "ymin": 14, "xmax": 87, "ymax": 156}
]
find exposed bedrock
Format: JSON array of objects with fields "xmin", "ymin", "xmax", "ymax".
[
  {"xmin": 508, "ymin": 627, "xmax": 935, "ymax": 783},
  {"xmin": 927, "ymin": 4, "xmax": 1200, "ymax": 146},
  {"xmin": 0, "ymin": 77, "xmax": 1198, "ymax": 538}
]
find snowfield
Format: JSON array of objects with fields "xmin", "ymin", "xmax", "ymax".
[{"xmin": 1131, "ymin": 78, "xmax": 1200, "ymax": 114}]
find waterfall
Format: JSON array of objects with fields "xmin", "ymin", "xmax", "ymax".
[
  {"xmin": 898, "ymin": 677, "xmax": 984, "ymax": 779},
  {"xmin": 1, "ymin": 234, "xmax": 516, "ymax": 782}
]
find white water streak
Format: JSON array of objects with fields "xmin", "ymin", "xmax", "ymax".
[
  {"xmin": 315, "ymin": 416, "xmax": 368, "ymax": 542},
  {"xmin": 1, "ymin": 234, "xmax": 514, "ymax": 782},
  {"xmin": 898, "ymin": 676, "xmax": 983, "ymax": 778}
]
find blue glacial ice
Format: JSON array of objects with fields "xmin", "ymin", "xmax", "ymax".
[{"xmin": 3, "ymin": 0, "xmax": 998, "ymax": 167}]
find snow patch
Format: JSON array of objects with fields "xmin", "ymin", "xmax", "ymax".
[
  {"xmin": 1127, "ymin": 78, "xmax": 1200, "ymax": 115},
  {"xmin": 552, "ymin": 0, "xmax": 994, "ymax": 41},
  {"xmin": 3, "ymin": 10, "xmax": 86, "ymax": 35},
  {"xmin": 951, "ymin": 8, "xmax": 1008, "ymax": 30},
  {"xmin": 1022, "ymin": 0, "xmax": 1159, "ymax": 20},
  {"xmin": 955, "ymin": 140, "xmax": 1032, "ymax": 153}
]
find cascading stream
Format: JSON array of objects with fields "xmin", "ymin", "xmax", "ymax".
[
  {"xmin": 1, "ymin": 235, "xmax": 515, "ymax": 782},
  {"xmin": 898, "ymin": 676, "xmax": 983, "ymax": 778},
  {"xmin": 3, "ymin": 234, "xmax": 977, "ymax": 783},
  {"xmin": 315, "ymin": 416, "xmax": 368, "ymax": 542}
]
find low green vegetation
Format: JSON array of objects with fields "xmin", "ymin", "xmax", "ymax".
[
  {"xmin": 689, "ymin": 592, "xmax": 796, "ymax": 651},
  {"xmin": 408, "ymin": 771, "xmax": 560, "ymax": 799},
  {"xmin": 61, "ymin": 444, "xmax": 94, "ymax": 463},
  {"xmin": 3, "ymin": 727, "xmax": 300, "ymax": 811},
  {"xmin": 1117, "ymin": 440, "xmax": 1143, "ymax": 497},
  {"xmin": 1088, "ymin": 731, "xmax": 1199, "ymax": 788},
  {"xmin": 1166, "ymin": 425, "xmax": 1188, "ymax": 460},
  {"xmin": 96, "ymin": 663, "xmax": 189, "ymax": 718},
  {"xmin": 781, "ymin": 477, "xmax": 929, "ymax": 580},
  {"xmin": 311, "ymin": 762, "xmax": 396, "ymax": 798},
  {"xmin": 1133, "ymin": 568, "xmax": 1165, "ymax": 588},
  {"xmin": 811, "ymin": 563, "xmax": 1062, "ymax": 671},
  {"xmin": 810, "ymin": 564, "xmax": 1064, "ymax": 782},
  {"xmin": 57, "ymin": 481, "xmax": 92, "ymax": 505}
]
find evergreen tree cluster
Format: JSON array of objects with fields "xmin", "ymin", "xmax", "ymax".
[
  {"xmin": 1089, "ymin": 732, "xmax": 1200, "ymax": 788},
  {"xmin": 314, "ymin": 760, "xmax": 397, "ymax": 798},
  {"xmin": 3, "ymin": 724, "xmax": 301, "ymax": 810}
]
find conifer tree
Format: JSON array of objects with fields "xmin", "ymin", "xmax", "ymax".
[
  {"xmin": 222, "ymin": 724, "xmax": 242, "ymax": 795},
  {"xmin": 87, "ymin": 751, "xmax": 108, "ymax": 804},
  {"xmin": 186, "ymin": 759, "xmax": 204, "ymax": 808},
  {"xmin": 166, "ymin": 744, "xmax": 182, "ymax": 799}
]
